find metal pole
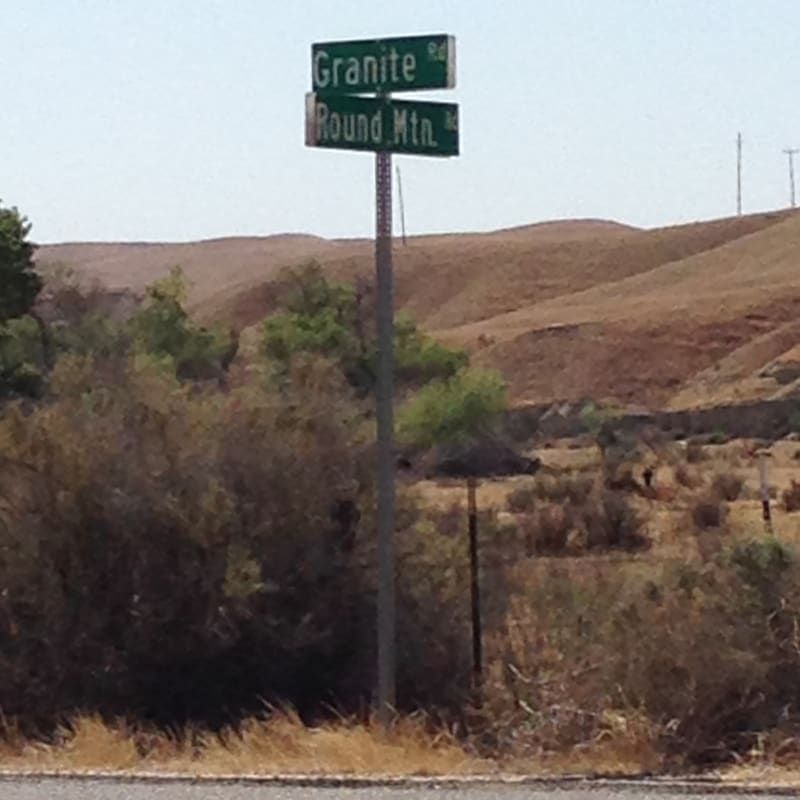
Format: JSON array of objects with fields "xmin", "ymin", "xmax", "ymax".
[
  {"xmin": 758, "ymin": 450, "xmax": 773, "ymax": 534},
  {"xmin": 736, "ymin": 133, "xmax": 742, "ymax": 216},
  {"xmin": 467, "ymin": 478, "xmax": 483, "ymax": 694},
  {"xmin": 396, "ymin": 165, "xmax": 408, "ymax": 247},
  {"xmin": 375, "ymin": 112, "xmax": 396, "ymax": 725}
]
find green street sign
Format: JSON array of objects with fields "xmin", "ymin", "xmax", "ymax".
[
  {"xmin": 312, "ymin": 34, "xmax": 456, "ymax": 95},
  {"xmin": 306, "ymin": 93, "xmax": 459, "ymax": 157}
]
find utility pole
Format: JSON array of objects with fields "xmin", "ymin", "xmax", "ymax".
[
  {"xmin": 736, "ymin": 132, "xmax": 742, "ymax": 216},
  {"xmin": 784, "ymin": 148, "xmax": 799, "ymax": 209}
]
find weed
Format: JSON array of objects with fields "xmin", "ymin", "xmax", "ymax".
[
  {"xmin": 782, "ymin": 480, "xmax": 800, "ymax": 513},
  {"xmin": 692, "ymin": 495, "xmax": 728, "ymax": 530},
  {"xmin": 711, "ymin": 472, "xmax": 744, "ymax": 502}
]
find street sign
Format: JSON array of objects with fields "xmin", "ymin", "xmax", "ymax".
[
  {"xmin": 312, "ymin": 34, "xmax": 455, "ymax": 95},
  {"xmin": 305, "ymin": 31, "xmax": 459, "ymax": 727},
  {"xmin": 306, "ymin": 93, "xmax": 459, "ymax": 157}
]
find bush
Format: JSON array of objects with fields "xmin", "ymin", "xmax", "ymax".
[
  {"xmin": 532, "ymin": 473, "xmax": 594, "ymax": 505},
  {"xmin": 686, "ymin": 440, "xmax": 706, "ymax": 464},
  {"xmin": 131, "ymin": 267, "xmax": 235, "ymax": 382},
  {"xmin": 711, "ymin": 472, "xmax": 744, "ymax": 502},
  {"xmin": 675, "ymin": 463, "xmax": 702, "ymax": 489},
  {"xmin": 488, "ymin": 537, "xmax": 800, "ymax": 766},
  {"xmin": 0, "ymin": 315, "xmax": 47, "ymax": 399},
  {"xmin": 396, "ymin": 367, "xmax": 507, "ymax": 451},
  {"xmin": 507, "ymin": 484, "xmax": 537, "ymax": 514},
  {"xmin": 692, "ymin": 495, "xmax": 728, "ymax": 530},
  {"xmin": 783, "ymin": 480, "xmax": 800, "ymax": 513},
  {"xmin": 584, "ymin": 490, "xmax": 649, "ymax": 551},
  {"xmin": 0, "ymin": 357, "xmax": 470, "ymax": 730},
  {"xmin": 522, "ymin": 504, "xmax": 573, "ymax": 555}
]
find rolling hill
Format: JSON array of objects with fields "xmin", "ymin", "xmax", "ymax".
[{"xmin": 35, "ymin": 209, "xmax": 800, "ymax": 410}]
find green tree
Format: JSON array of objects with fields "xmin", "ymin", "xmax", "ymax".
[
  {"xmin": 0, "ymin": 202, "xmax": 45, "ymax": 397},
  {"xmin": 261, "ymin": 263, "xmax": 370, "ymax": 389},
  {"xmin": 132, "ymin": 266, "xmax": 236, "ymax": 381},
  {"xmin": 0, "ymin": 316, "xmax": 46, "ymax": 398},
  {"xmin": 0, "ymin": 202, "xmax": 41, "ymax": 323},
  {"xmin": 396, "ymin": 367, "xmax": 507, "ymax": 450},
  {"xmin": 261, "ymin": 262, "xmax": 467, "ymax": 393}
]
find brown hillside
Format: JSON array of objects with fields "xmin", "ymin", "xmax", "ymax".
[{"xmin": 35, "ymin": 209, "xmax": 800, "ymax": 409}]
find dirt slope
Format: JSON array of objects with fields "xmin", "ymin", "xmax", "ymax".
[{"xmin": 35, "ymin": 209, "xmax": 800, "ymax": 409}]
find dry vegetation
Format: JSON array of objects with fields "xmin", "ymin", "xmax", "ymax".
[
  {"xmin": 0, "ymin": 713, "xmax": 482, "ymax": 776},
  {"xmin": 13, "ymin": 209, "xmax": 800, "ymax": 779}
]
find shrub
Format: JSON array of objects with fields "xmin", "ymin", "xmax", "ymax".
[
  {"xmin": 783, "ymin": 480, "xmax": 800, "ymax": 513},
  {"xmin": 396, "ymin": 367, "xmax": 507, "ymax": 451},
  {"xmin": 131, "ymin": 267, "xmax": 234, "ymax": 381},
  {"xmin": 692, "ymin": 495, "xmax": 728, "ymax": 530},
  {"xmin": 0, "ymin": 358, "xmax": 470, "ymax": 730},
  {"xmin": 507, "ymin": 484, "xmax": 537, "ymax": 514},
  {"xmin": 488, "ymin": 537, "xmax": 800, "ymax": 766},
  {"xmin": 711, "ymin": 472, "xmax": 744, "ymax": 502},
  {"xmin": 675, "ymin": 463, "xmax": 702, "ymax": 489},
  {"xmin": 532, "ymin": 473, "xmax": 594, "ymax": 505},
  {"xmin": 522, "ymin": 504, "xmax": 572, "ymax": 556},
  {"xmin": 603, "ymin": 458, "xmax": 640, "ymax": 492},
  {"xmin": 686, "ymin": 440, "xmax": 706, "ymax": 464},
  {"xmin": 0, "ymin": 315, "xmax": 47, "ymax": 399},
  {"xmin": 584, "ymin": 490, "xmax": 649, "ymax": 551}
]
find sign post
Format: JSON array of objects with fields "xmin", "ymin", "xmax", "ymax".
[
  {"xmin": 307, "ymin": 33, "xmax": 458, "ymax": 727},
  {"xmin": 375, "ymin": 138, "xmax": 396, "ymax": 719}
]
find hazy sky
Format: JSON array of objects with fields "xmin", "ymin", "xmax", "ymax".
[{"xmin": 3, "ymin": 1, "xmax": 799, "ymax": 243}]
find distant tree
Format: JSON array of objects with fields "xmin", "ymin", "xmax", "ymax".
[
  {"xmin": 396, "ymin": 367, "xmax": 507, "ymax": 450},
  {"xmin": 131, "ymin": 266, "xmax": 234, "ymax": 381},
  {"xmin": 0, "ymin": 316, "xmax": 47, "ymax": 399},
  {"xmin": 0, "ymin": 202, "xmax": 46, "ymax": 397},
  {"xmin": 261, "ymin": 262, "xmax": 371, "ymax": 389},
  {"xmin": 261, "ymin": 261, "xmax": 467, "ymax": 394},
  {"xmin": 0, "ymin": 202, "xmax": 41, "ymax": 323}
]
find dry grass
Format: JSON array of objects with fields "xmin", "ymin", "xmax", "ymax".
[
  {"xmin": 0, "ymin": 712, "xmax": 673, "ymax": 777},
  {"xmin": 0, "ymin": 714, "xmax": 485, "ymax": 776}
]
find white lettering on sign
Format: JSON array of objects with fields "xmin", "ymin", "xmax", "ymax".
[
  {"xmin": 392, "ymin": 108, "xmax": 438, "ymax": 149},
  {"xmin": 393, "ymin": 109, "xmax": 408, "ymax": 144},
  {"xmin": 316, "ymin": 101, "xmax": 383, "ymax": 147},
  {"xmin": 421, "ymin": 117, "xmax": 438, "ymax": 147},
  {"xmin": 314, "ymin": 48, "xmax": 417, "ymax": 90}
]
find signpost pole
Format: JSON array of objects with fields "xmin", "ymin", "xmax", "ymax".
[
  {"xmin": 375, "ymin": 104, "xmax": 396, "ymax": 725},
  {"xmin": 307, "ymin": 33, "xmax": 458, "ymax": 727}
]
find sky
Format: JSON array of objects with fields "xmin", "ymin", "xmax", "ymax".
[{"xmin": 2, "ymin": 1, "xmax": 800, "ymax": 243}]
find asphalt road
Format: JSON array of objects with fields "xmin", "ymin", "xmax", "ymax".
[{"xmin": 1, "ymin": 780, "xmax": 798, "ymax": 800}]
